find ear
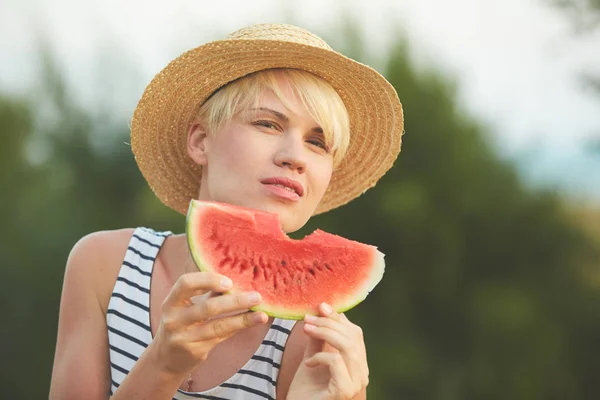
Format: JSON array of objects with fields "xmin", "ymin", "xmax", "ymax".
[{"xmin": 187, "ymin": 122, "xmax": 209, "ymax": 166}]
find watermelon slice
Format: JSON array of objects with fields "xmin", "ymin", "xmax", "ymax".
[{"xmin": 186, "ymin": 200, "xmax": 385, "ymax": 319}]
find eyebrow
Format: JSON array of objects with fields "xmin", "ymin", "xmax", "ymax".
[{"xmin": 250, "ymin": 107, "xmax": 323, "ymax": 134}]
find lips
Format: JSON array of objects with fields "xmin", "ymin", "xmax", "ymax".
[{"xmin": 261, "ymin": 177, "xmax": 304, "ymax": 197}]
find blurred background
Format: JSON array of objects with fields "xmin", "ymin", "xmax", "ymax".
[{"xmin": 1, "ymin": 0, "xmax": 600, "ymax": 398}]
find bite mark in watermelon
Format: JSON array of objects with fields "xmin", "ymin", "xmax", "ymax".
[{"xmin": 186, "ymin": 200, "xmax": 385, "ymax": 320}]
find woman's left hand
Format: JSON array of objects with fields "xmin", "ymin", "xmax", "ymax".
[{"xmin": 287, "ymin": 303, "xmax": 369, "ymax": 400}]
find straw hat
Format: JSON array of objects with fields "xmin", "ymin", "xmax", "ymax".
[{"xmin": 131, "ymin": 23, "xmax": 404, "ymax": 216}]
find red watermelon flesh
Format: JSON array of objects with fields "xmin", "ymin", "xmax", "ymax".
[{"xmin": 186, "ymin": 200, "xmax": 385, "ymax": 319}]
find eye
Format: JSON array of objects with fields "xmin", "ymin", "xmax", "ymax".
[
  {"xmin": 307, "ymin": 138, "xmax": 330, "ymax": 153},
  {"xmin": 252, "ymin": 120, "xmax": 281, "ymax": 130}
]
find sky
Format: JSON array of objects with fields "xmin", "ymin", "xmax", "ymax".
[{"xmin": 1, "ymin": 0, "xmax": 599, "ymax": 201}]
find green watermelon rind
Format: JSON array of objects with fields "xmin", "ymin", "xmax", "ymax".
[{"xmin": 186, "ymin": 200, "xmax": 385, "ymax": 320}]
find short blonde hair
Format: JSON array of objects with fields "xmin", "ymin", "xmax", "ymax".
[{"xmin": 196, "ymin": 68, "xmax": 350, "ymax": 167}]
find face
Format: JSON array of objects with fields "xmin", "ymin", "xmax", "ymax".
[{"xmin": 187, "ymin": 77, "xmax": 334, "ymax": 233}]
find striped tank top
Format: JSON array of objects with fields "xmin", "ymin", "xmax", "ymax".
[{"xmin": 107, "ymin": 227, "xmax": 296, "ymax": 399}]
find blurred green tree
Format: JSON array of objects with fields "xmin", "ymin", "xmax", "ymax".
[
  {"xmin": 1, "ymin": 27, "xmax": 599, "ymax": 400},
  {"xmin": 549, "ymin": 0, "xmax": 600, "ymax": 154},
  {"xmin": 550, "ymin": 0, "xmax": 600, "ymax": 31}
]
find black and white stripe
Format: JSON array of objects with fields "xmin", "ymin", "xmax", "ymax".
[{"xmin": 106, "ymin": 227, "xmax": 297, "ymax": 399}]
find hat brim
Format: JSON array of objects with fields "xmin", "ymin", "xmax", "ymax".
[{"xmin": 131, "ymin": 39, "xmax": 403, "ymax": 216}]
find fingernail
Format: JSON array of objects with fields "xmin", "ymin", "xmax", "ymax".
[
  {"xmin": 221, "ymin": 277, "xmax": 233, "ymax": 289},
  {"xmin": 321, "ymin": 303, "xmax": 332, "ymax": 315},
  {"xmin": 252, "ymin": 313, "xmax": 265, "ymax": 323},
  {"xmin": 248, "ymin": 292, "xmax": 261, "ymax": 304},
  {"xmin": 304, "ymin": 314, "xmax": 317, "ymax": 323}
]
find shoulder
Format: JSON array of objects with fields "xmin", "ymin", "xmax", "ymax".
[
  {"xmin": 67, "ymin": 228, "xmax": 136, "ymax": 272},
  {"xmin": 64, "ymin": 228, "xmax": 137, "ymax": 313},
  {"xmin": 68, "ymin": 228, "xmax": 135, "ymax": 262}
]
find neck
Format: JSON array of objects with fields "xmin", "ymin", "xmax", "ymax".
[{"xmin": 180, "ymin": 242, "xmax": 197, "ymax": 275}]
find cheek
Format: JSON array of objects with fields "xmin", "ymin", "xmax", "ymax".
[
  {"xmin": 212, "ymin": 133, "xmax": 265, "ymax": 171},
  {"xmin": 311, "ymin": 160, "xmax": 334, "ymax": 195}
]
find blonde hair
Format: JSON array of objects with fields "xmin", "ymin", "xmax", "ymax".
[{"xmin": 196, "ymin": 68, "xmax": 350, "ymax": 167}]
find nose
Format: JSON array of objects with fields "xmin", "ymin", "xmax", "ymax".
[{"xmin": 273, "ymin": 134, "xmax": 307, "ymax": 174}]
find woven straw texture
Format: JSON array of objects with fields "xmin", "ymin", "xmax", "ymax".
[{"xmin": 131, "ymin": 24, "xmax": 404, "ymax": 216}]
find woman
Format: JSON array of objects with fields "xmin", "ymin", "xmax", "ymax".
[{"xmin": 49, "ymin": 23, "xmax": 403, "ymax": 399}]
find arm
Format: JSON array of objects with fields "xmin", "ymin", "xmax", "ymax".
[{"xmin": 49, "ymin": 229, "xmax": 134, "ymax": 399}]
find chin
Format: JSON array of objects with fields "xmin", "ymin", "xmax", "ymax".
[
  {"xmin": 279, "ymin": 211, "xmax": 312, "ymax": 233},
  {"xmin": 257, "ymin": 203, "xmax": 310, "ymax": 233}
]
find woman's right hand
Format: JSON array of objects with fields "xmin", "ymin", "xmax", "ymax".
[{"xmin": 149, "ymin": 271, "xmax": 267, "ymax": 377}]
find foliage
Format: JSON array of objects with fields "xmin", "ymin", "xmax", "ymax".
[
  {"xmin": 550, "ymin": 0, "xmax": 600, "ymax": 30},
  {"xmin": 549, "ymin": 0, "xmax": 600, "ymax": 154}
]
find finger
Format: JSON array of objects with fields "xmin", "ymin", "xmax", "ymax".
[
  {"xmin": 335, "ymin": 313, "xmax": 369, "ymax": 379},
  {"xmin": 328, "ymin": 312, "xmax": 369, "ymax": 388},
  {"xmin": 189, "ymin": 311, "xmax": 268, "ymax": 342},
  {"xmin": 304, "ymin": 319, "xmax": 368, "ymax": 385},
  {"xmin": 304, "ymin": 314, "xmax": 352, "ymax": 341},
  {"xmin": 312, "ymin": 307, "xmax": 366, "ymax": 354},
  {"xmin": 190, "ymin": 290, "xmax": 222, "ymax": 305},
  {"xmin": 305, "ymin": 352, "xmax": 350, "ymax": 380},
  {"xmin": 180, "ymin": 291, "xmax": 262, "ymax": 324},
  {"xmin": 165, "ymin": 272, "xmax": 233, "ymax": 307},
  {"xmin": 318, "ymin": 302, "xmax": 345, "ymax": 322},
  {"xmin": 303, "ymin": 323, "xmax": 352, "ymax": 355},
  {"xmin": 304, "ymin": 352, "xmax": 356, "ymax": 396},
  {"xmin": 302, "ymin": 322, "xmax": 326, "ymax": 359}
]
